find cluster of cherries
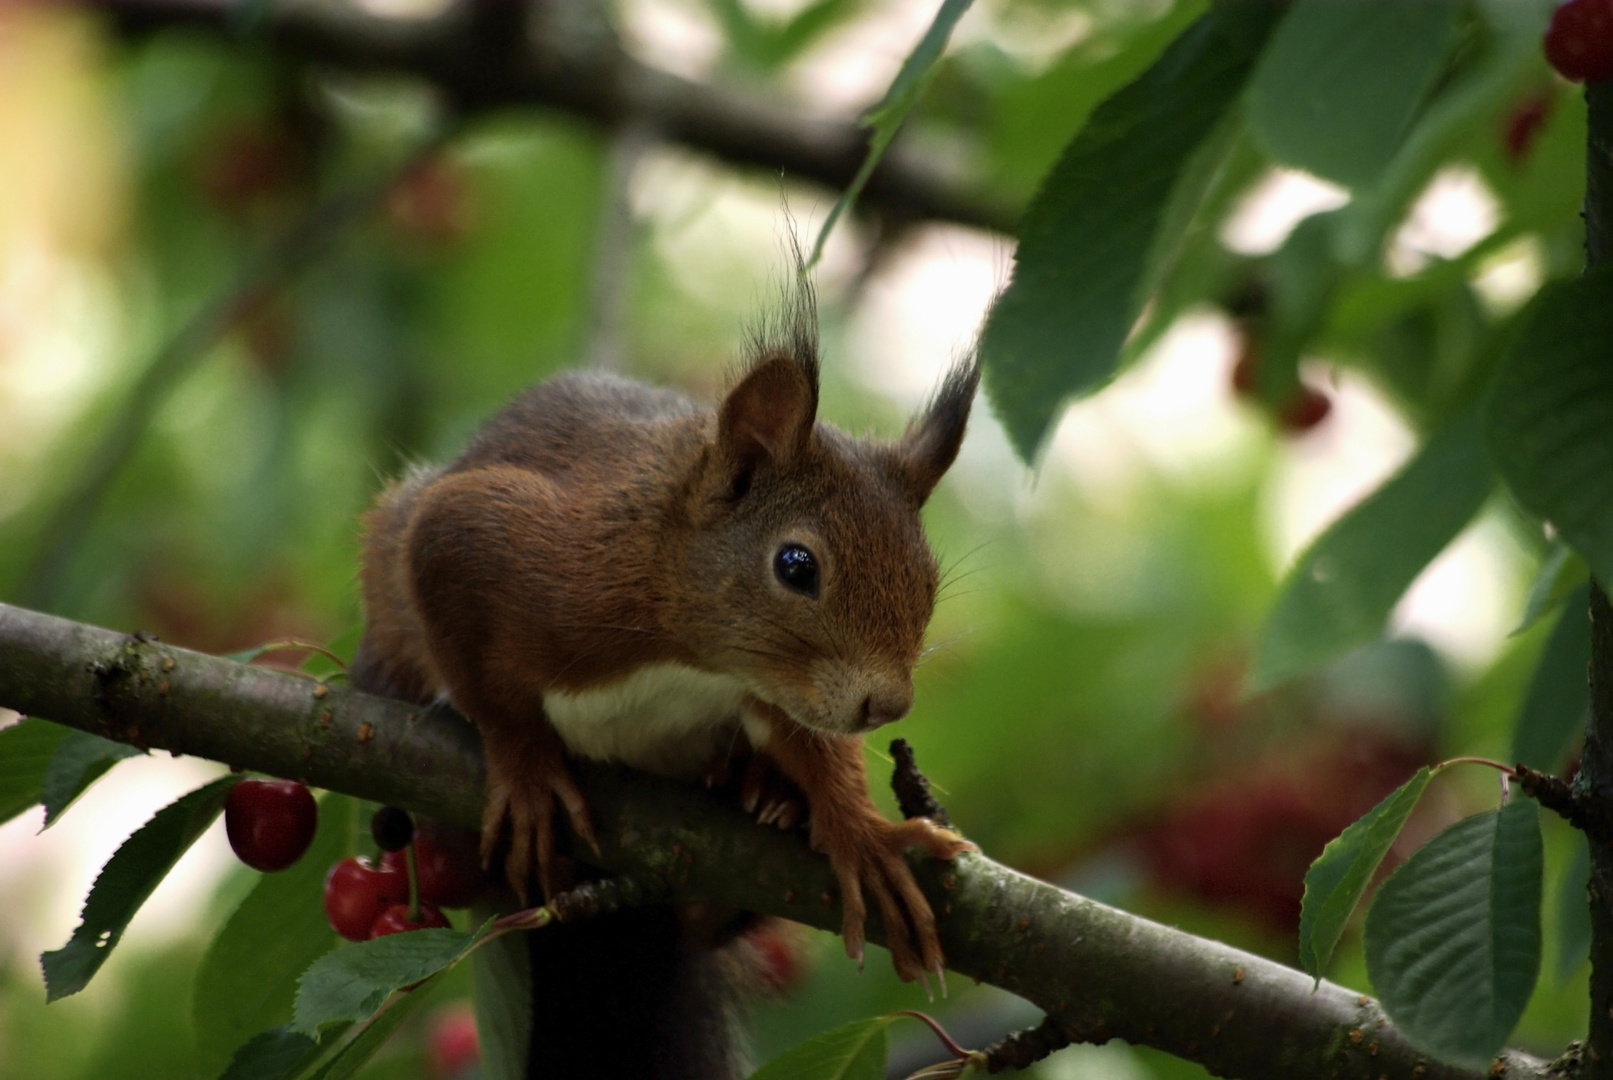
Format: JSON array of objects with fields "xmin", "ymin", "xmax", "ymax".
[
  {"xmin": 223, "ymin": 779, "xmax": 488, "ymax": 940},
  {"xmin": 325, "ymin": 807, "xmax": 487, "ymax": 940}
]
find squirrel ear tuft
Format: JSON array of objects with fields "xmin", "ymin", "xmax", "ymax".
[
  {"xmin": 717, "ymin": 353, "xmax": 818, "ymax": 475},
  {"xmin": 894, "ymin": 357, "xmax": 978, "ymax": 505}
]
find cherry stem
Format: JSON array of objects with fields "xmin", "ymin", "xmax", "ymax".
[
  {"xmin": 1435, "ymin": 755, "xmax": 1517, "ymax": 777},
  {"xmin": 489, "ymin": 905, "xmax": 553, "ymax": 933},
  {"xmin": 891, "ymin": 1010, "xmax": 971, "ymax": 1060},
  {"xmin": 902, "ymin": 1064, "xmax": 965, "ymax": 1080},
  {"xmin": 405, "ymin": 840, "xmax": 421, "ymax": 921},
  {"xmin": 242, "ymin": 638, "xmax": 349, "ymax": 670}
]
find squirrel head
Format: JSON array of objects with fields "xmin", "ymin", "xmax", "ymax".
[{"xmin": 675, "ymin": 288, "xmax": 977, "ymax": 737}]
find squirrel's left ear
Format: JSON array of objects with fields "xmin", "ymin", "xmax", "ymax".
[
  {"xmin": 893, "ymin": 358, "xmax": 978, "ymax": 505},
  {"xmin": 717, "ymin": 351, "xmax": 819, "ymax": 477}
]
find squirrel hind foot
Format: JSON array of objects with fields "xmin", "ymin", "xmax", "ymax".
[{"xmin": 479, "ymin": 739, "xmax": 598, "ymax": 903}]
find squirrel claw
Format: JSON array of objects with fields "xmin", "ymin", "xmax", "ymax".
[
  {"xmin": 479, "ymin": 729, "xmax": 593, "ymax": 902},
  {"xmin": 555, "ymin": 776, "xmax": 600, "ymax": 857},
  {"xmin": 740, "ymin": 752, "xmax": 805, "ymax": 831},
  {"xmin": 820, "ymin": 814, "xmax": 961, "ymax": 987}
]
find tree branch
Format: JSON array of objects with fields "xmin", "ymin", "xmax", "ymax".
[
  {"xmin": 99, "ymin": 0, "xmax": 1016, "ymax": 236},
  {"xmin": 1579, "ymin": 77, "xmax": 1613, "ymax": 1080},
  {"xmin": 0, "ymin": 601, "xmax": 1553, "ymax": 1080}
]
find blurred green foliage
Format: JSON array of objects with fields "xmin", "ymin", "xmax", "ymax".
[{"xmin": 0, "ymin": 0, "xmax": 1602, "ymax": 1076}]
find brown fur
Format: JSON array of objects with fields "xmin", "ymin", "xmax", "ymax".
[{"xmin": 355, "ymin": 280, "xmax": 977, "ymax": 980}]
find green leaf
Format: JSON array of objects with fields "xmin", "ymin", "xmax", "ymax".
[
  {"xmin": 0, "ymin": 718, "xmax": 71, "ymax": 826},
  {"xmin": 745, "ymin": 1016, "xmax": 894, "ymax": 1080},
  {"xmin": 300, "ymin": 991, "xmax": 430, "ymax": 1080},
  {"xmin": 1329, "ymin": 0, "xmax": 1551, "ymax": 267},
  {"xmin": 979, "ymin": 12, "xmax": 1275, "ymax": 461},
  {"xmin": 40, "ymin": 728, "xmax": 144, "ymax": 828},
  {"xmin": 41, "ymin": 774, "xmax": 238, "ymax": 1001},
  {"xmin": 1251, "ymin": 412, "xmax": 1494, "ymax": 690},
  {"xmin": 291, "ymin": 929, "xmax": 473, "ymax": 1036},
  {"xmin": 300, "ymin": 1005, "xmax": 416, "ymax": 1076},
  {"xmin": 196, "ymin": 794, "xmax": 358, "ymax": 1074},
  {"xmin": 805, "ymin": 0, "xmax": 973, "ymax": 266},
  {"xmin": 1486, "ymin": 267, "xmax": 1613, "ymax": 586},
  {"xmin": 1555, "ymin": 834, "xmax": 1591, "ymax": 986},
  {"xmin": 711, "ymin": 0, "xmax": 860, "ymax": 71},
  {"xmin": 1298, "ymin": 767, "xmax": 1431, "ymax": 979},
  {"xmin": 1247, "ymin": 0, "xmax": 1461, "ymax": 189},
  {"xmin": 1510, "ymin": 583, "xmax": 1591, "ymax": 773},
  {"xmin": 1514, "ymin": 544, "xmax": 1588, "ymax": 635},
  {"xmin": 218, "ymin": 1026, "xmax": 321, "ymax": 1080},
  {"xmin": 470, "ymin": 907, "xmax": 533, "ymax": 1080},
  {"xmin": 1364, "ymin": 800, "xmax": 1542, "ymax": 1068}
]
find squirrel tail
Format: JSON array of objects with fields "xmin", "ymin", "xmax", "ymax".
[{"xmin": 519, "ymin": 905, "xmax": 750, "ymax": 1079}]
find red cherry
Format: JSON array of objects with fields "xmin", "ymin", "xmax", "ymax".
[
  {"xmin": 324, "ymin": 856, "xmax": 409, "ymax": 941},
  {"xmin": 198, "ymin": 124, "xmax": 300, "ymax": 211},
  {"xmin": 1544, "ymin": 0, "xmax": 1613, "ymax": 83},
  {"xmin": 370, "ymin": 901, "xmax": 451, "ymax": 938},
  {"xmin": 1230, "ymin": 339, "xmax": 1260, "ymax": 399},
  {"xmin": 1277, "ymin": 387, "xmax": 1332, "ymax": 434},
  {"xmin": 412, "ymin": 821, "xmax": 489, "ymax": 909},
  {"xmin": 427, "ymin": 1005, "xmax": 481, "ymax": 1080},
  {"xmin": 225, "ymin": 779, "xmax": 317, "ymax": 872},
  {"xmin": 1502, "ymin": 92, "xmax": 1554, "ymax": 165},
  {"xmin": 386, "ymin": 157, "xmax": 474, "ymax": 246}
]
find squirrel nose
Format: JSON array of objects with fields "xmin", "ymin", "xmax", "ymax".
[{"xmin": 859, "ymin": 687, "xmax": 913, "ymax": 729}]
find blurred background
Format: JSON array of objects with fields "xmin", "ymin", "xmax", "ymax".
[{"xmin": 0, "ymin": 0, "xmax": 1592, "ymax": 1077}]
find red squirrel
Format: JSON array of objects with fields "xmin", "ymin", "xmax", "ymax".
[{"xmin": 353, "ymin": 281, "xmax": 974, "ymax": 1024}]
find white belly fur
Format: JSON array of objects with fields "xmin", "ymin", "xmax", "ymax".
[{"xmin": 544, "ymin": 663, "xmax": 749, "ymax": 778}]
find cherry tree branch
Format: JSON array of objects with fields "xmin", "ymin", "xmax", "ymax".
[
  {"xmin": 1578, "ymin": 78, "xmax": 1613, "ymax": 1079},
  {"xmin": 100, "ymin": 0, "xmax": 1016, "ymax": 235},
  {"xmin": 0, "ymin": 601, "xmax": 1554, "ymax": 1080}
]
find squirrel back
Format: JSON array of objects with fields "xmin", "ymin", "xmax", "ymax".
[{"xmin": 357, "ymin": 287, "xmax": 974, "ymax": 766}]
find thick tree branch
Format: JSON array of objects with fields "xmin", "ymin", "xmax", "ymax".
[
  {"xmin": 99, "ymin": 0, "xmax": 1016, "ymax": 236},
  {"xmin": 0, "ymin": 602, "xmax": 1554, "ymax": 1080},
  {"xmin": 1580, "ymin": 78, "xmax": 1613, "ymax": 1080}
]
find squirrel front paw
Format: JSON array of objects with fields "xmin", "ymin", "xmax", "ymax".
[
  {"xmin": 817, "ymin": 814, "xmax": 973, "ymax": 985},
  {"xmin": 479, "ymin": 725, "xmax": 598, "ymax": 903}
]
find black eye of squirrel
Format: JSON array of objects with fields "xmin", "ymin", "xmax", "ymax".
[{"xmin": 773, "ymin": 543, "xmax": 819, "ymax": 598}]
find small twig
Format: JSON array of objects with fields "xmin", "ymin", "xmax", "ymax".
[
  {"xmin": 890, "ymin": 738, "xmax": 952, "ymax": 827},
  {"xmin": 545, "ymin": 874, "xmax": 670, "ymax": 922},
  {"xmin": 1514, "ymin": 763, "xmax": 1605, "ymax": 841}
]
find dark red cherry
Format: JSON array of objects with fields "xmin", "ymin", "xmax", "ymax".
[{"xmin": 225, "ymin": 779, "xmax": 317, "ymax": 872}]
